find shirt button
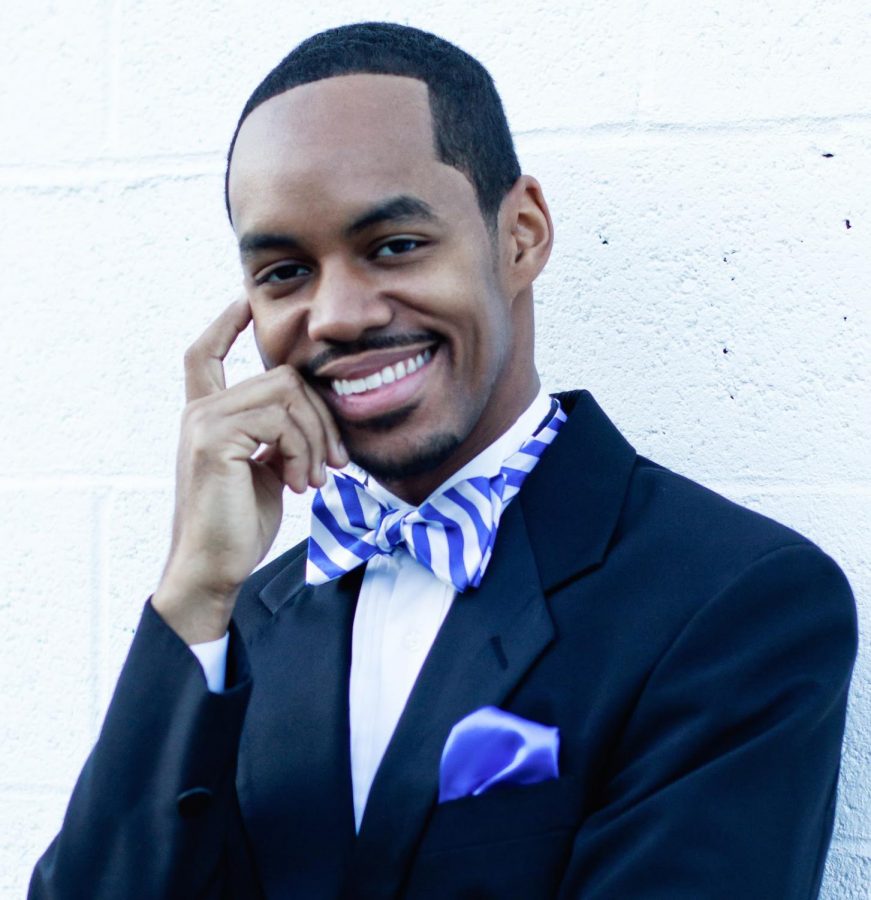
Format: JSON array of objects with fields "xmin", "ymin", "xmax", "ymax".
[
  {"xmin": 403, "ymin": 630, "xmax": 423, "ymax": 652},
  {"xmin": 176, "ymin": 786, "xmax": 213, "ymax": 818}
]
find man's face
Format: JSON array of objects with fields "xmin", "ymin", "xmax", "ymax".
[{"xmin": 228, "ymin": 74, "xmax": 533, "ymax": 498}]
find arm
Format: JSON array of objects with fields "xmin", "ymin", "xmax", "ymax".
[
  {"xmin": 558, "ymin": 543, "xmax": 857, "ymax": 899},
  {"xmin": 30, "ymin": 299, "xmax": 347, "ymax": 898},
  {"xmin": 30, "ymin": 603, "xmax": 255, "ymax": 900},
  {"xmin": 152, "ymin": 297, "xmax": 347, "ymax": 645}
]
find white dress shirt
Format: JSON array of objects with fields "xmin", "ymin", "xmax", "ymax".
[{"xmin": 191, "ymin": 386, "xmax": 552, "ymax": 831}]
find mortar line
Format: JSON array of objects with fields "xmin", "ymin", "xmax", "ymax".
[
  {"xmin": 633, "ymin": 0, "xmax": 655, "ymax": 124},
  {"xmin": 705, "ymin": 480, "xmax": 871, "ymax": 497},
  {"xmin": 0, "ymin": 154, "xmax": 226, "ymax": 187},
  {"xmin": 830, "ymin": 835, "xmax": 871, "ymax": 856},
  {"xmin": 0, "ymin": 475, "xmax": 173, "ymax": 490},
  {"xmin": 3, "ymin": 111, "xmax": 871, "ymax": 189},
  {"xmin": 93, "ymin": 490, "xmax": 111, "ymax": 738},
  {"xmin": 0, "ymin": 474, "xmax": 868, "ymax": 495},
  {"xmin": 106, "ymin": 0, "xmax": 123, "ymax": 155},
  {"xmin": 0, "ymin": 166, "xmax": 221, "ymax": 191},
  {"xmin": 515, "ymin": 111, "xmax": 871, "ymax": 139},
  {"xmin": 0, "ymin": 782, "xmax": 78, "ymax": 797}
]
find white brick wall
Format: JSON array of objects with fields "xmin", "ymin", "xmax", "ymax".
[{"xmin": 2, "ymin": 1, "xmax": 868, "ymax": 895}]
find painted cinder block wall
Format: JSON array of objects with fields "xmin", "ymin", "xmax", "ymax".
[{"xmin": 1, "ymin": 1, "xmax": 868, "ymax": 895}]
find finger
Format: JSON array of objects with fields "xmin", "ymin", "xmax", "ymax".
[
  {"xmin": 251, "ymin": 443, "xmax": 308, "ymax": 496},
  {"xmin": 299, "ymin": 380, "xmax": 349, "ymax": 468},
  {"xmin": 252, "ymin": 444, "xmax": 311, "ymax": 495},
  {"xmin": 184, "ymin": 297, "xmax": 252, "ymax": 402},
  {"xmin": 244, "ymin": 371, "xmax": 330, "ymax": 488},
  {"xmin": 199, "ymin": 364, "xmax": 312, "ymax": 423},
  {"xmin": 199, "ymin": 368, "xmax": 325, "ymax": 490},
  {"xmin": 283, "ymin": 383, "xmax": 331, "ymax": 486},
  {"xmin": 184, "ymin": 359, "xmax": 345, "ymax": 488},
  {"xmin": 227, "ymin": 406, "xmax": 315, "ymax": 493},
  {"xmin": 194, "ymin": 365, "xmax": 341, "ymax": 481}
]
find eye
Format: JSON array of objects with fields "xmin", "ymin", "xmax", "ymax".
[
  {"xmin": 254, "ymin": 262, "xmax": 312, "ymax": 285},
  {"xmin": 372, "ymin": 238, "xmax": 425, "ymax": 258}
]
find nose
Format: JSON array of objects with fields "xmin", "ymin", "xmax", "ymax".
[{"xmin": 307, "ymin": 261, "xmax": 393, "ymax": 344}]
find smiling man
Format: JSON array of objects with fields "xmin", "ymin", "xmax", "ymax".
[
  {"xmin": 228, "ymin": 70, "xmax": 540, "ymax": 501},
  {"xmin": 31, "ymin": 22, "xmax": 856, "ymax": 900}
]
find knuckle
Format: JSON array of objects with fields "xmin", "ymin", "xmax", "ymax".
[
  {"xmin": 283, "ymin": 460, "xmax": 307, "ymax": 487},
  {"xmin": 183, "ymin": 343, "xmax": 203, "ymax": 369},
  {"xmin": 181, "ymin": 397, "xmax": 208, "ymax": 429},
  {"xmin": 275, "ymin": 365, "xmax": 303, "ymax": 392}
]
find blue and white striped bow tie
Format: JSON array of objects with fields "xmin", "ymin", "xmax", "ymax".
[{"xmin": 305, "ymin": 400, "xmax": 566, "ymax": 592}]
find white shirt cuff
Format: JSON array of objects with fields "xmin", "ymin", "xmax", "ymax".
[{"xmin": 189, "ymin": 632, "xmax": 229, "ymax": 693}]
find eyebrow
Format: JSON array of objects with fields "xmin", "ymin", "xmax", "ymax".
[
  {"xmin": 344, "ymin": 195, "xmax": 438, "ymax": 237},
  {"xmin": 238, "ymin": 232, "xmax": 302, "ymax": 261},
  {"xmin": 238, "ymin": 195, "xmax": 439, "ymax": 262}
]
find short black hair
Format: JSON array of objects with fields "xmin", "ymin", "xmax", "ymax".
[{"xmin": 225, "ymin": 22, "xmax": 521, "ymax": 224}]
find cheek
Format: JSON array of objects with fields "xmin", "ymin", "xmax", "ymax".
[
  {"xmin": 253, "ymin": 326, "xmax": 277, "ymax": 369},
  {"xmin": 427, "ymin": 262, "xmax": 505, "ymax": 335},
  {"xmin": 466, "ymin": 295, "xmax": 515, "ymax": 392},
  {"xmin": 251, "ymin": 303, "xmax": 309, "ymax": 369}
]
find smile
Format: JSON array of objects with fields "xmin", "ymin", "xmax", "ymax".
[{"xmin": 331, "ymin": 348, "xmax": 434, "ymax": 396}]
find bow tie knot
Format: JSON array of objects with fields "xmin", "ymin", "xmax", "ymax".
[
  {"xmin": 306, "ymin": 401, "xmax": 566, "ymax": 592},
  {"xmin": 372, "ymin": 506, "xmax": 410, "ymax": 554}
]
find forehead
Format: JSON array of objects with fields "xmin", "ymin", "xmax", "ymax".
[{"xmin": 228, "ymin": 74, "xmax": 471, "ymax": 230}]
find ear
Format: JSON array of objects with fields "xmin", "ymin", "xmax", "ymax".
[{"xmin": 499, "ymin": 175, "xmax": 554, "ymax": 296}]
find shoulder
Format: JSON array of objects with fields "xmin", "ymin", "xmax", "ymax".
[
  {"xmin": 624, "ymin": 454, "xmax": 808, "ymax": 561},
  {"xmin": 609, "ymin": 456, "xmax": 856, "ymax": 673},
  {"xmin": 555, "ymin": 388, "xmax": 847, "ymax": 585},
  {"xmin": 547, "ymin": 389, "xmax": 855, "ymax": 645}
]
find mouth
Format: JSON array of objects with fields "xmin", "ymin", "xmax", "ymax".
[
  {"xmin": 331, "ymin": 347, "xmax": 433, "ymax": 397},
  {"xmin": 315, "ymin": 342, "xmax": 441, "ymax": 424}
]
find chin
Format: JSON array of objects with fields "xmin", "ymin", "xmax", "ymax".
[{"xmin": 347, "ymin": 431, "xmax": 461, "ymax": 483}]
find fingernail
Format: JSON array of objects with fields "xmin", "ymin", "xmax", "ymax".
[{"xmin": 320, "ymin": 462, "xmax": 327, "ymax": 482}]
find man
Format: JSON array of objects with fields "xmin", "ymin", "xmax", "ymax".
[{"xmin": 31, "ymin": 22, "xmax": 856, "ymax": 899}]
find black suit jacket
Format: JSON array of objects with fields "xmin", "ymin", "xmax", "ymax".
[{"xmin": 31, "ymin": 391, "xmax": 857, "ymax": 899}]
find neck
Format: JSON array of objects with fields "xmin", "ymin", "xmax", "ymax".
[{"xmin": 378, "ymin": 369, "xmax": 541, "ymax": 505}]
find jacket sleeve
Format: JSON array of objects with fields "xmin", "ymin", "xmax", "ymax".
[
  {"xmin": 29, "ymin": 600, "xmax": 261, "ymax": 900},
  {"xmin": 558, "ymin": 542, "xmax": 858, "ymax": 900}
]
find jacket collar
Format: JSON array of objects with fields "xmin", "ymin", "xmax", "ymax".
[{"xmin": 522, "ymin": 389, "xmax": 636, "ymax": 591}]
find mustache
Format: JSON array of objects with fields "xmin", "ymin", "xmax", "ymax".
[{"xmin": 306, "ymin": 332, "xmax": 439, "ymax": 376}]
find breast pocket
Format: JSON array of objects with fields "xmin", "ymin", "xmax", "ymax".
[{"xmin": 403, "ymin": 776, "xmax": 582, "ymax": 899}]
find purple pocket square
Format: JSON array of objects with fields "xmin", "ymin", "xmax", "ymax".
[{"xmin": 438, "ymin": 706, "xmax": 560, "ymax": 803}]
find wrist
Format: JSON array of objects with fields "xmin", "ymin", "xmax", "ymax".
[{"xmin": 152, "ymin": 573, "xmax": 238, "ymax": 645}]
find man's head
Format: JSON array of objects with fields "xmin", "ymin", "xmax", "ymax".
[
  {"xmin": 227, "ymin": 24, "xmax": 553, "ymax": 503},
  {"xmin": 225, "ymin": 22, "xmax": 520, "ymax": 227}
]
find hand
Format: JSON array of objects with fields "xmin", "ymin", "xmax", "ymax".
[{"xmin": 152, "ymin": 298, "xmax": 348, "ymax": 644}]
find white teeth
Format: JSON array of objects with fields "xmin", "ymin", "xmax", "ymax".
[{"xmin": 330, "ymin": 347, "xmax": 434, "ymax": 397}]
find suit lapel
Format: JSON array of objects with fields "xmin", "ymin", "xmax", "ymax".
[
  {"xmin": 349, "ymin": 389, "xmax": 637, "ymax": 898},
  {"xmin": 236, "ymin": 557, "xmax": 361, "ymax": 899},
  {"xmin": 521, "ymin": 390, "xmax": 636, "ymax": 592}
]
